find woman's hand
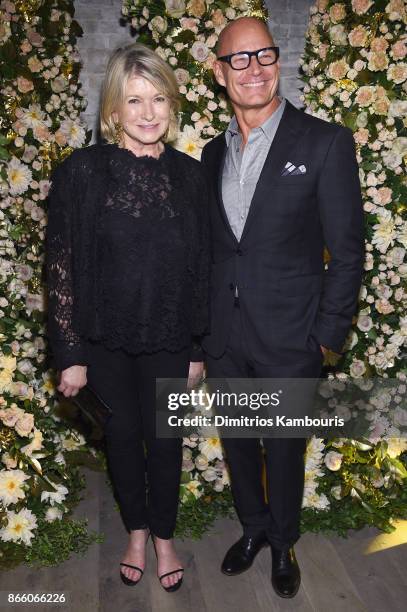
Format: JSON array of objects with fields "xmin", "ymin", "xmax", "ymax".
[
  {"xmin": 187, "ymin": 361, "xmax": 204, "ymax": 390},
  {"xmin": 58, "ymin": 365, "xmax": 87, "ymax": 397}
]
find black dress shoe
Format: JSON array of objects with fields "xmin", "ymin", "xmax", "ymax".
[
  {"xmin": 271, "ymin": 546, "xmax": 300, "ymax": 598},
  {"xmin": 221, "ymin": 534, "xmax": 268, "ymax": 575}
]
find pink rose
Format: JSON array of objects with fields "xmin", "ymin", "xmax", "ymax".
[
  {"xmin": 354, "ymin": 128, "xmax": 369, "ymax": 145},
  {"xmin": 351, "ymin": 0, "xmax": 373, "ymax": 15},
  {"xmin": 329, "ymin": 3, "xmax": 346, "ymax": 23},
  {"xmin": 33, "ymin": 124, "xmax": 51, "ymax": 141},
  {"xmin": 17, "ymin": 76, "xmax": 34, "ymax": 93},
  {"xmin": 54, "ymin": 130, "xmax": 67, "ymax": 146},
  {"xmin": 391, "ymin": 40, "xmax": 407, "ymax": 60},
  {"xmin": 211, "ymin": 8, "xmax": 226, "ymax": 27},
  {"xmin": 180, "ymin": 17, "xmax": 198, "ymax": 32},
  {"xmin": 187, "ymin": 0, "xmax": 206, "ymax": 18},
  {"xmin": 375, "ymin": 298, "xmax": 395, "ymax": 314},
  {"xmin": 20, "ymin": 40, "xmax": 32, "ymax": 54},
  {"xmin": 28, "ymin": 56, "xmax": 42, "ymax": 72},
  {"xmin": 371, "ymin": 37, "xmax": 389, "ymax": 53},
  {"xmin": 368, "ymin": 51, "xmax": 389, "ymax": 72},
  {"xmin": 15, "ymin": 412, "xmax": 34, "ymax": 437},
  {"xmin": 375, "ymin": 187, "xmax": 392, "ymax": 206},
  {"xmin": 190, "ymin": 41, "xmax": 209, "ymax": 62},
  {"xmin": 26, "ymin": 29, "xmax": 43, "ymax": 47},
  {"xmin": 355, "ymin": 85, "xmax": 375, "ymax": 106},
  {"xmin": 348, "ymin": 25, "xmax": 368, "ymax": 47},
  {"xmin": 328, "ymin": 59, "xmax": 349, "ymax": 80},
  {"xmin": 0, "ymin": 406, "xmax": 25, "ymax": 427}
]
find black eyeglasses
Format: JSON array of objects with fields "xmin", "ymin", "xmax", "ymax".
[{"xmin": 217, "ymin": 46, "xmax": 279, "ymax": 70}]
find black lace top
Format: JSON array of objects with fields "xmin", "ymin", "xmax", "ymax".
[{"xmin": 46, "ymin": 143, "xmax": 210, "ymax": 370}]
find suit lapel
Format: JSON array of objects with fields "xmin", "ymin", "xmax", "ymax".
[
  {"xmin": 211, "ymin": 136, "xmax": 238, "ymax": 244},
  {"xmin": 240, "ymin": 101, "xmax": 309, "ymax": 243}
]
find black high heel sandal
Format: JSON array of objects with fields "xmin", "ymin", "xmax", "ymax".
[
  {"xmin": 119, "ymin": 563, "xmax": 144, "ymax": 586},
  {"xmin": 151, "ymin": 534, "xmax": 184, "ymax": 592},
  {"xmin": 119, "ymin": 529, "xmax": 149, "ymax": 586},
  {"xmin": 158, "ymin": 568, "xmax": 184, "ymax": 593}
]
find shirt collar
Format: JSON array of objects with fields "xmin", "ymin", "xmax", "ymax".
[{"xmin": 225, "ymin": 97, "xmax": 286, "ymax": 147}]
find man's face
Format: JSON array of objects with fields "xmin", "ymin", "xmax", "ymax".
[{"xmin": 213, "ymin": 22, "xmax": 280, "ymax": 112}]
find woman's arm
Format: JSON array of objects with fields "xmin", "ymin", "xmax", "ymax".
[{"xmin": 46, "ymin": 157, "xmax": 88, "ymax": 387}]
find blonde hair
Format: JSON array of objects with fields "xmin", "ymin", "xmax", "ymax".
[{"xmin": 100, "ymin": 42, "xmax": 180, "ymax": 143}]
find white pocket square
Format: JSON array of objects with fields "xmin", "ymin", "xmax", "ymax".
[{"xmin": 282, "ymin": 162, "xmax": 307, "ymax": 176}]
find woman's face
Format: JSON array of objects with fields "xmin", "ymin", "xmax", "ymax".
[{"xmin": 112, "ymin": 75, "xmax": 171, "ymax": 147}]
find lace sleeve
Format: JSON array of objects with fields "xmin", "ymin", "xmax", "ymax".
[{"xmin": 46, "ymin": 159, "xmax": 88, "ymax": 371}]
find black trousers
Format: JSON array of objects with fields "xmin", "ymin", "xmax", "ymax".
[
  {"xmin": 206, "ymin": 304, "xmax": 322, "ymax": 550},
  {"xmin": 87, "ymin": 342, "xmax": 190, "ymax": 539}
]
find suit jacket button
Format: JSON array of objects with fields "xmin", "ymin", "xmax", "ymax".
[{"xmin": 236, "ymin": 249, "xmax": 243, "ymax": 256}]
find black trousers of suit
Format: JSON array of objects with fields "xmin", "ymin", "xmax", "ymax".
[
  {"xmin": 86, "ymin": 342, "xmax": 190, "ymax": 539},
  {"xmin": 206, "ymin": 303, "xmax": 323, "ymax": 550}
]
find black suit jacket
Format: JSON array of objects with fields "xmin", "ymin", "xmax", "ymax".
[{"xmin": 201, "ymin": 100, "xmax": 364, "ymax": 365}]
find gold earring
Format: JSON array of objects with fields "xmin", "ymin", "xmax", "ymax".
[{"xmin": 114, "ymin": 122, "xmax": 123, "ymax": 145}]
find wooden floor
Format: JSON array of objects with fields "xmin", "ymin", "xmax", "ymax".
[{"xmin": 1, "ymin": 468, "xmax": 406, "ymax": 612}]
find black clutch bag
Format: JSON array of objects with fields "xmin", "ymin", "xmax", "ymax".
[{"xmin": 69, "ymin": 385, "xmax": 112, "ymax": 429}]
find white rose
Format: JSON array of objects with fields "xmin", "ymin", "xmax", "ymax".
[
  {"xmin": 324, "ymin": 450, "xmax": 343, "ymax": 471},
  {"xmin": 164, "ymin": 0, "xmax": 186, "ymax": 18},
  {"xmin": 190, "ymin": 41, "xmax": 209, "ymax": 62},
  {"xmin": 350, "ymin": 359, "xmax": 367, "ymax": 378}
]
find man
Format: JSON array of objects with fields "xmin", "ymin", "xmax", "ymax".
[{"xmin": 201, "ymin": 17, "xmax": 364, "ymax": 598}]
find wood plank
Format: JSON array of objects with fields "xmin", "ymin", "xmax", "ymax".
[
  {"xmin": 191, "ymin": 518, "xmax": 264, "ymax": 612},
  {"xmin": 298, "ymin": 532, "xmax": 367, "ymax": 612},
  {"xmin": 328, "ymin": 529, "xmax": 407, "ymax": 612}
]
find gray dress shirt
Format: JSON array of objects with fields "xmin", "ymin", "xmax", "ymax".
[{"xmin": 222, "ymin": 98, "xmax": 286, "ymax": 242}]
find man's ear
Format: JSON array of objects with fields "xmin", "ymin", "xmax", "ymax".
[{"xmin": 213, "ymin": 60, "xmax": 226, "ymax": 87}]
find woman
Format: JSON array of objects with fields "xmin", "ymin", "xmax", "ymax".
[{"xmin": 46, "ymin": 43, "xmax": 210, "ymax": 592}]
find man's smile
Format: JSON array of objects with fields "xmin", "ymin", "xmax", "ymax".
[{"xmin": 240, "ymin": 80, "xmax": 270, "ymax": 88}]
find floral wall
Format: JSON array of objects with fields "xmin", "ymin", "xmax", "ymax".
[{"xmin": 0, "ymin": 0, "xmax": 98, "ymax": 568}]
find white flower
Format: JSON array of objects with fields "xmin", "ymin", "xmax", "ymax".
[
  {"xmin": 164, "ymin": 0, "xmax": 186, "ymax": 18},
  {"xmin": 7, "ymin": 157, "xmax": 32, "ymax": 196},
  {"xmin": 61, "ymin": 432, "xmax": 86, "ymax": 450},
  {"xmin": 150, "ymin": 16, "xmax": 168, "ymax": 34},
  {"xmin": 183, "ymin": 479, "xmax": 203, "ymax": 499},
  {"xmin": 329, "ymin": 24, "xmax": 348, "ymax": 46},
  {"xmin": 397, "ymin": 222, "xmax": 407, "ymax": 249},
  {"xmin": 190, "ymin": 41, "xmax": 209, "ymax": 62},
  {"xmin": 324, "ymin": 450, "xmax": 343, "ymax": 471},
  {"xmin": 41, "ymin": 482, "xmax": 69, "ymax": 505},
  {"xmin": 386, "ymin": 438, "xmax": 407, "ymax": 458},
  {"xmin": 194, "ymin": 453, "xmax": 209, "ymax": 470},
  {"xmin": 174, "ymin": 125, "xmax": 204, "ymax": 160},
  {"xmin": 0, "ymin": 469, "xmax": 29, "ymax": 506},
  {"xmin": 357, "ymin": 314, "xmax": 373, "ymax": 332},
  {"xmin": 202, "ymin": 467, "xmax": 218, "ymax": 482},
  {"xmin": 302, "ymin": 490, "xmax": 330, "ymax": 509},
  {"xmin": 59, "ymin": 119, "xmax": 86, "ymax": 148},
  {"xmin": 45, "ymin": 507, "xmax": 63, "ymax": 522},
  {"xmin": 198, "ymin": 437, "xmax": 223, "ymax": 461},
  {"xmin": 19, "ymin": 103, "xmax": 48, "ymax": 131},
  {"xmin": 350, "ymin": 359, "xmax": 366, "ymax": 378},
  {"xmin": 389, "ymin": 100, "xmax": 407, "ymax": 118},
  {"xmin": 0, "ymin": 508, "xmax": 37, "ymax": 546},
  {"xmin": 387, "ymin": 62, "xmax": 407, "ymax": 84},
  {"xmin": 372, "ymin": 212, "xmax": 396, "ymax": 253}
]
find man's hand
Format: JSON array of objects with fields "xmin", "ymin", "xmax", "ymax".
[
  {"xmin": 320, "ymin": 345, "xmax": 328, "ymax": 357},
  {"xmin": 58, "ymin": 365, "xmax": 87, "ymax": 397},
  {"xmin": 187, "ymin": 361, "xmax": 204, "ymax": 389}
]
